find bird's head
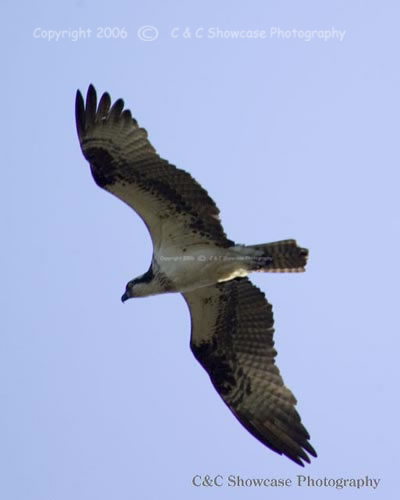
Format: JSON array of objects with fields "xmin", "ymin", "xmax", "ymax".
[
  {"xmin": 121, "ymin": 269, "xmax": 156, "ymax": 301},
  {"xmin": 121, "ymin": 279, "xmax": 139, "ymax": 302},
  {"xmin": 121, "ymin": 279, "xmax": 150, "ymax": 301}
]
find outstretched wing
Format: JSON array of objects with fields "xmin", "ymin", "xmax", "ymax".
[
  {"xmin": 75, "ymin": 85, "xmax": 233, "ymax": 250},
  {"xmin": 183, "ymin": 278, "xmax": 316, "ymax": 466}
]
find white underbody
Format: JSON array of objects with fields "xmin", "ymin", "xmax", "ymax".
[
  {"xmin": 160, "ymin": 244, "xmax": 253, "ymax": 288},
  {"xmin": 134, "ymin": 244, "xmax": 263, "ymax": 297}
]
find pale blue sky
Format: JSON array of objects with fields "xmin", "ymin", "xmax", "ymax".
[{"xmin": 1, "ymin": 0, "xmax": 399, "ymax": 499}]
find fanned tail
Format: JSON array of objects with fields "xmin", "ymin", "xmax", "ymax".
[{"xmin": 246, "ymin": 239, "xmax": 308, "ymax": 272}]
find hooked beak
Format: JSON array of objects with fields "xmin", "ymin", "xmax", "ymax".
[{"xmin": 121, "ymin": 291, "xmax": 129, "ymax": 303}]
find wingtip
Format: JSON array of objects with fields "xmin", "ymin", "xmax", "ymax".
[
  {"xmin": 76, "ymin": 84, "xmax": 108, "ymax": 141},
  {"xmin": 304, "ymin": 440, "xmax": 318, "ymax": 459},
  {"xmin": 86, "ymin": 84, "xmax": 97, "ymax": 105},
  {"xmin": 97, "ymin": 90, "xmax": 112, "ymax": 117},
  {"xmin": 285, "ymin": 444, "xmax": 316, "ymax": 467},
  {"xmin": 75, "ymin": 88, "xmax": 85, "ymax": 141},
  {"xmin": 109, "ymin": 97, "xmax": 125, "ymax": 121},
  {"xmin": 85, "ymin": 84, "xmax": 97, "ymax": 126}
]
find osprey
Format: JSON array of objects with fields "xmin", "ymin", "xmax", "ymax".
[{"xmin": 75, "ymin": 85, "xmax": 317, "ymax": 466}]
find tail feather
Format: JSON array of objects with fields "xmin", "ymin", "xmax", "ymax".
[{"xmin": 247, "ymin": 239, "xmax": 308, "ymax": 272}]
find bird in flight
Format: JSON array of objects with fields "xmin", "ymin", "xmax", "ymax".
[{"xmin": 75, "ymin": 85, "xmax": 316, "ymax": 466}]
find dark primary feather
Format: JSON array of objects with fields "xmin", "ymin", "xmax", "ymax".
[
  {"xmin": 184, "ymin": 278, "xmax": 317, "ymax": 466},
  {"xmin": 75, "ymin": 84, "xmax": 233, "ymax": 249}
]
